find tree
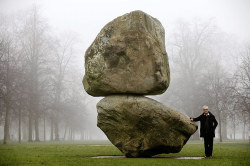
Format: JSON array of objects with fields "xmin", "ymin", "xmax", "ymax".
[
  {"xmin": 165, "ymin": 19, "xmax": 217, "ymax": 112},
  {"xmin": 17, "ymin": 6, "xmax": 52, "ymax": 141},
  {"xmin": 158, "ymin": 19, "xmax": 218, "ymax": 139},
  {"xmin": 205, "ymin": 62, "xmax": 235, "ymax": 142},
  {"xmin": 0, "ymin": 14, "xmax": 19, "ymax": 144},
  {"xmin": 0, "ymin": 6, "xmax": 89, "ymax": 143},
  {"xmin": 49, "ymin": 33, "xmax": 76, "ymax": 141},
  {"xmin": 231, "ymin": 44, "xmax": 250, "ymax": 139}
]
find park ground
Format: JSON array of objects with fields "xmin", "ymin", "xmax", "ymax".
[{"xmin": 0, "ymin": 140, "xmax": 249, "ymax": 166}]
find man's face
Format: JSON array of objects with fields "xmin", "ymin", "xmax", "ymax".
[{"xmin": 203, "ymin": 108, "xmax": 208, "ymax": 114}]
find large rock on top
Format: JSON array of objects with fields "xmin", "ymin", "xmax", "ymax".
[
  {"xmin": 97, "ymin": 95, "xmax": 197, "ymax": 158},
  {"xmin": 83, "ymin": 10, "xmax": 170, "ymax": 96}
]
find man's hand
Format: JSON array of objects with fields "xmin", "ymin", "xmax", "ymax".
[{"xmin": 190, "ymin": 118, "xmax": 194, "ymax": 122}]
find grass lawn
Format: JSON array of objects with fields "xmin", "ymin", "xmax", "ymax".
[{"xmin": 0, "ymin": 141, "xmax": 249, "ymax": 166}]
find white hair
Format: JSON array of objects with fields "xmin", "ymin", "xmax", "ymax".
[{"xmin": 203, "ymin": 105, "xmax": 208, "ymax": 110}]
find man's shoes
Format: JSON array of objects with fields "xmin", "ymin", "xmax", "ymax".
[{"xmin": 205, "ymin": 156, "xmax": 212, "ymax": 158}]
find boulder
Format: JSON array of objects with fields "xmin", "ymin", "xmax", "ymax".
[
  {"xmin": 83, "ymin": 10, "xmax": 170, "ymax": 96},
  {"xmin": 97, "ymin": 95, "xmax": 198, "ymax": 158}
]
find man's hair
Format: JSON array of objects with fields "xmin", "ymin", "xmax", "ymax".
[{"xmin": 203, "ymin": 105, "xmax": 208, "ymax": 110}]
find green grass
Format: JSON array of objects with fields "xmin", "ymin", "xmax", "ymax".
[{"xmin": 0, "ymin": 141, "xmax": 249, "ymax": 166}]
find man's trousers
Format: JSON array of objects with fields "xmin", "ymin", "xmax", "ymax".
[{"xmin": 203, "ymin": 135, "xmax": 214, "ymax": 157}]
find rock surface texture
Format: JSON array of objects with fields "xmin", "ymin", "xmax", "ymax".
[
  {"xmin": 83, "ymin": 10, "xmax": 170, "ymax": 96},
  {"xmin": 97, "ymin": 95, "xmax": 197, "ymax": 158},
  {"xmin": 83, "ymin": 10, "xmax": 197, "ymax": 158}
]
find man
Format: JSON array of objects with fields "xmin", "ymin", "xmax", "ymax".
[{"xmin": 190, "ymin": 105, "xmax": 218, "ymax": 158}]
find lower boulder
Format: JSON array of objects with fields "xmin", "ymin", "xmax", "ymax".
[{"xmin": 97, "ymin": 95, "xmax": 197, "ymax": 158}]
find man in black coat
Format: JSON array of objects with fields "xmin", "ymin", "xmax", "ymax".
[{"xmin": 190, "ymin": 105, "xmax": 218, "ymax": 158}]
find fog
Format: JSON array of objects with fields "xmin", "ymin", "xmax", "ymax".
[{"xmin": 0, "ymin": 0, "xmax": 249, "ymax": 143}]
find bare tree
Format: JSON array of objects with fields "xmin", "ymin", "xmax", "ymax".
[
  {"xmin": 204, "ymin": 61, "xmax": 236, "ymax": 142},
  {"xmin": 158, "ymin": 19, "xmax": 218, "ymax": 139},
  {"xmin": 17, "ymin": 6, "xmax": 52, "ymax": 142},
  {"xmin": 231, "ymin": 44, "xmax": 250, "ymax": 139},
  {"xmin": 49, "ymin": 33, "xmax": 76, "ymax": 141},
  {"xmin": 0, "ymin": 14, "xmax": 19, "ymax": 144},
  {"xmin": 0, "ymin": 7, "xmax": 89, "ymax": 143},
  {"xmin": 166, "ymin": 19, "xmax": 217, "ymax": 113}
]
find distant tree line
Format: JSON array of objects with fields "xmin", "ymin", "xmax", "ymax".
[
  {"xmin": 159, "ymin": 19, "xmax": 250, "ymax": 142},
  {"xmin": 0, "ymin": 6, "xmax": 89, "ymax": 144},
  {"xmin": 0, "ymin": 7, "xmax": 249, "ymax": 144}
]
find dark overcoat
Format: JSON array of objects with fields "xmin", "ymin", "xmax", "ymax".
[{"xmin": 193, "ymin": 111, "xmax": 218, "ymax": 137}]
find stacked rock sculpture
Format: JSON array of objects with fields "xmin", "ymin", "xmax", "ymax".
[{"xmin": 83, "ymin": 10, "xmax": 197, "ymax": 158}]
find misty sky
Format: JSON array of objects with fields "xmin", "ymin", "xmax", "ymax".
[{"xmin": 1, "ymin": 0, "xmax": 250, "ymax": 52}]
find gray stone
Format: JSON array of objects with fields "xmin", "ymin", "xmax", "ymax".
[
  {"xmin": 83, "ymin": 10, "xmax": 170, "ymax": 96},
  {"xmin": 97, "ymin": 95, "xmax": 198, "ymax": 158}
]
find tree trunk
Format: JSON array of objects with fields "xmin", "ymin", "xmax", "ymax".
[
  {"xmin": 222, "ymin": 115, "xmax": 227, "ymax": 140},
  {"xmin": 68, "ymin": 127, "xmax": 71, "ymax": 141},
  {"xmin": 18, "ymin": 109, "xmax": 21, "ymax": 143},
  {"xmin": 54, "ymin": 119, "xmax": 59, "ymax": 141},
  {"xmin": 22, "ymin": 119, "xmax": 28, "ymax": 141},
  {"xmin": 70, "ymin": 128, "xmax": 73, "ymax": 141},
  {"xmin": 35, "ymin": 117, "xmax": 40, "ymax": 141},
  {"xmin": 218, "ymin": 110, "xmax": 222, "ymax": 142},
  {"xmin": 35, "ymin": 117, "xmax": 40, "ymax": 142},
  {"xmin": 3, "ymin": 47, "xmax": 10, "ymax": 145},
  {"xmin": 64, "ymin": 126, "xmax": 67, "ymax": 141},
  {"xmin": 50, "ymin": 118, "xmax": 53, "ymax": 141},
  {"xmin": 28, "ymin": 113, "xmax": 33, "ymax": 142},
  {"xmin": 3, "ymin": 102, "xmax": 10, "ymax": 144},
  {"xmin": 44, "ymin": 112, "xmax": 46, "ymax": 141},
  {"xmin": 233, "ymin": 114, "xmax": 236, "ymax": 140},
  {"xmin": 242, "ymin": 114, "xmax": 246, "ymax": 140},
  {"xmin": 248, "ymin": 114, "xmax": 250, "ymax": 144}
]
